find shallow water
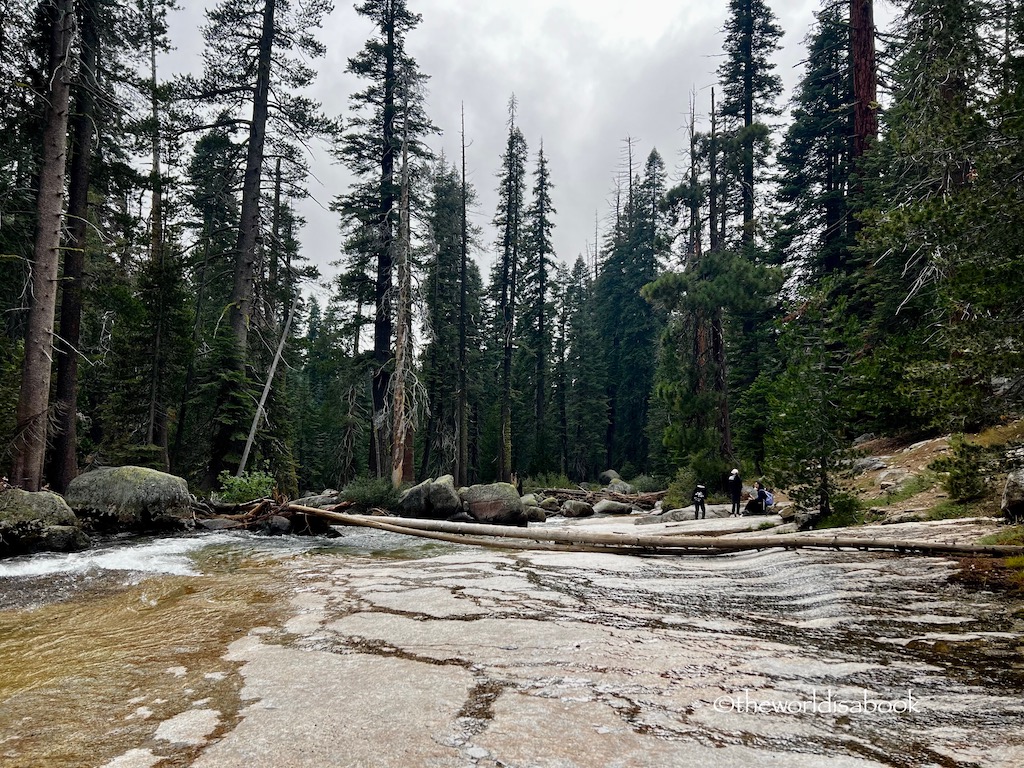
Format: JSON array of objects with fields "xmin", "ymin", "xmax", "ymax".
[{"xmin": 1, "ymin": 527, "xmax": 1023, "ymax": 767}]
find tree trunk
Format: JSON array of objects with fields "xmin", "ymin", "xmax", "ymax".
[
  {"xmin": 371, "ymin": 3, "xmax": 398, "ymax": 478},
  {"xmin": 11, "ymin": 0, "xmax": 74, "ymax": 492},
  {"xmin": 391, "ymin": 134, "xmax": 411, "ymax": 488},
  {"xmin": 228, "ymin": 0, "xmax": 275, "ymax": 353},
  {"xmin": 457, "ymin": 106, "xmax": 470, "ymax": 487},
  {"xmin": 49, "ymin": 0, "xmax": 98, "ymax": 492},
  {"xmin": 851, "ymin": 0, "xmax": 878, "ymax": 163}
]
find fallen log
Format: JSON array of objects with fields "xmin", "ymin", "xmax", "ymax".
[{"xmin": 286, "ymin": 506, "xmax": 1024, "ymax": 558}]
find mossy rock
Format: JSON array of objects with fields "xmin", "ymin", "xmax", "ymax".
[
  {"xmin": 65, "ymin": 466, "xmax": 194, "ymax": 531},
  {"xmin": 0, "ymin": 489, "xmax": 88, "ymax": 556}
]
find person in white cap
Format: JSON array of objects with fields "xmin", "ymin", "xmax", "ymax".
[{"xmin": 727, "ymin": 468, "xmax": 742, "ymax": 516}]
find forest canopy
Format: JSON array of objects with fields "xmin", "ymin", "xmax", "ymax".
[{"xmin": 2, "ymin": 0, "xmax": 1022, "ymax": 515}]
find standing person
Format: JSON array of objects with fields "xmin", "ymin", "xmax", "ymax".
[
  {"xmin": 692, "ymin": 481, "xmax": 707, "ymax": 519},
  {"xmin": 744, "ymin": 480, "xmax": 768, "ymax": 515},
  {"xmin": 727, "ymin": 468, "xmax": 742, "ymax": 517}
]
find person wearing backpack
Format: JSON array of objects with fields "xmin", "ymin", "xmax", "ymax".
[
  {"xmin": 744, "ymin": 481, "xmax": 769, "ymax": 515},
  {"xmin": 692, "ymin": 481, "xmax": 708, "ymax": 519}
]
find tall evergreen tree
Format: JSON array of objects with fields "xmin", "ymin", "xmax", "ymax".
[
  {"xmin": 491, "ymin": 98, "xmax": 528, "ymax": 483},
  {"xmin": 334, "ymin": 0, "xmax": 435, "ymax": 478}
]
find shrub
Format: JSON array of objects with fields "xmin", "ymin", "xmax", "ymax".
[
  {"xmin": 814, "ymin": 491, "xmax": 864, "ymax": 529},
  {"xmin": 215, "ymin": 470, "xmax": 275, "ymax": 504},
  {"xmin": 932, "ymin": 434, "xmax": 988, "ymax": 501},
  {"xmin": 523, "ymin": 472, "xmax": 573, "ymax": 493},
  {"xmin": 340, "ymin": 476, "xmax": 401, "ymax": 510},
  {"xmin": 664, "ymin": 466, "xmax": 698, "ymax": 511},
  {"xmin": 626, "ymin": 474, "xmax": 666, "ymax": 493}
]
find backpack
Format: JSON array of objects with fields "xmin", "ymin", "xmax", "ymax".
[{"xmin": 764, "ymin": 490, "xmax": 774, "ymax": 507}]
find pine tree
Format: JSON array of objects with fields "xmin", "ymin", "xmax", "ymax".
[
  {"xmin": 333, "ymin": 0, "xmax": 435, "ymax": 478},
  {"xmin": 491, "ymin": 97, "xmax": 528, "ymax": 483}
]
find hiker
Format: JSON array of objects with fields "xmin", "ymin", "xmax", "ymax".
[
  {"xmin": 727, "ymin": 468, "xmax": 742, "ymax": 516},
  {"xmin": 692, "ymin": 481, "xmax": 707, "ymax": 520},
  {"xmin": 744, "ymin": 481, "xmax": 768, "ymax": 515}
]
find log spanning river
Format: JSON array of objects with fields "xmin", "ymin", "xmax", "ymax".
[{"xmin": 0, "ymin": 515, "xmax": 1022, "ymax": 767}]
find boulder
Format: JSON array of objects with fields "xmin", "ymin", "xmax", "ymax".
[
  {"xmin": 460, "ymin": 483, "xmax": 527, "ymax": 526},
  {"xmin": 65, "ymin": 466, "xmax": 193, "ymax": 531},
  {"xmin": 606, "ymin": 479, "xmax": 635, "ymax": 495},
  {"xmin": 560, "ymin": 500, "xmax": 594, "ymax": 518},
  {"xmin": 0, "ymin": 489, "xmax": 89, "ymax": 555},
  {"xmin": 1001, "ymin": 468, "xmax": 1024, "ymax": 523},
  {"xmin": 262, "ymin": 515, "xmax": 292, "ymax": 535},
  {"xmin": 397, "ymin": 478, "xmax": 432, "ymax": 517},
  {"xmin": 427, "ymin": 475, "xmax": 462, "ymax": 518},
  {"xmin": 593, "ymin": 499, "xmax": 634, "ymax": 515},
  {"xmin": 598, "ymin": 469, "xmax": 621, "ymax": 485},
  {"xmin": 539, "ymin": 497, "xmax": 561, "ymax": 512},
  {"xmin": 520, "ymin": 493, "xmax": 539, "ymax": 507},
  {"xmin": 524, "ymin": 505, "xmax": 547, "ymax": 523},
  {"xmin": 291, "ymin": 490, "xmax": 342, "ymax": 509}
]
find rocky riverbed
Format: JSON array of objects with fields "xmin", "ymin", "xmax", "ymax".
[{"xmin": 2, "ymin": 514, "xmax": 1023, "ymax": 767}]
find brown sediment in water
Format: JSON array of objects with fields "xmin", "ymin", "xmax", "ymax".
[{"xmin": 0, "ymin": 559, "xmax": 290, "ymax": 768}]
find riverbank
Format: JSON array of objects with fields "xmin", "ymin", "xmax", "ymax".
[{"xmin": 2, "ymin": 514, "xmax": 1022, "ymax": 767}]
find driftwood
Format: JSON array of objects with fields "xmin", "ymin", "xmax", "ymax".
[
  {"xmin": 288, "ymin": 506, "xmax": 1024, "ymax": 558},
  {"xmin": 532, "ymin": 487, "xmax": 667, "ymax": 510}
]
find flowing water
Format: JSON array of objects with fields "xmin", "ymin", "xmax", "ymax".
[{"xmin": 1, "ymin": 523, "xmax": 1022, "ymax": 767}]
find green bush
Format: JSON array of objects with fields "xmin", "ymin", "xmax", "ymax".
[
  {"xmin": 626, "ymin": 474, "xmax": 666, "ymax": 493},
  {"xmin": 664, "ymin": 466, "xmax": 698, "ymax": 511},
  {"xmin": 215, "ymin": 470, "xmax": 276, "ymax": 504},
  {"xmin": 932, "ymin": 434, "xmax": 988, "ymax": 501},
  {"xmin": 813, "ymin": 491, "xmax": 864, "ymax": 529},
  {"xmin": 523, "ymin": 472, "xmax": 573, "ymax": 493},
  {"xmin": 340, "ymin": 476, "xmax": 401, "ymax": 510}
]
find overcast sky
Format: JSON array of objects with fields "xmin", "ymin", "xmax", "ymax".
[{"xmin": 166, "ymin": 0, "xmax": 892, "ymax": 288}]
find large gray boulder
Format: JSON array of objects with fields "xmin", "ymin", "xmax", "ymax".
[
  {"xmin": 65, "ymin": 466, "xmax": 193, "ymax": 531},
  {"xmin": 560, "ymin": 500, "xmax": 594, "ymax": 518},
  {"xmin": 427, "ymin": 475, "xmax": 462, "ymax": 517},
  {"xmin": 606, "ymin": 479, "xmax": 635, "ymax": 495},
  {"xmin": 593, "ymin": 499, "xmax": 634, "ymax": 515},
  {"xmin": 1001, "ymin": 468, "xmax": 1024, "ymax": 523},
  {"xmin": 397, "ymin": 475, "xmax": 463, "ymax": 519},
  {"xmin": 0, "ymin": 489, "xmax": 89, "ymax": 555},
  {"xmin": 460, "ymin": 483, "xmax": 527, "ymax": 526},
  {"xmin": 598, "ymin": 469, "xmax": 621, "ymax": 486}
]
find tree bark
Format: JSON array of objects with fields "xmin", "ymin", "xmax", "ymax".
[
  {"xmin": 12, "ymin": 0, "xmax": 75, "ymax": 492},
  {"xmin": 49, "ymin": 0, "xmax": 98, "ymax": 492}
]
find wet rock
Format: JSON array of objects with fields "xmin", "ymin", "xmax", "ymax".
[
  {"xmin": 460, "ymin": 483, "xmax": 527, "ymax": 526},
  {"xmin": 65, "ymin": 466, "xmax": 193, "ymax": 532},
  {"xmin": 525, "ymin": 505, "xmax": 547, "ymax": 523},
  {"xmin": 539, "ymin": 497, "xmax": 561, "ymax": 512},
  {"xmin": 1001, "ymin": 468, "xmax": 1024, "ymax": 523},
  {"xmin": 197, "ymin": 518, "xmax": 239, "ymax": 531},
  {"xmin": 560, "ymin": 500, "xmax": 594, "ymax": 518},
  {"xmin": 262, "ymin": 515, "xmax": 292, "ymax": 535},
  {"xmin": 598, "ymin": 469, "xmax": 621, "ymax": 485},
  {"xmin": 520, "ymin": 493, "xmax": 539, "ymax": 507},
  {"xmin": 0, "ymin": 489, "xmax": 89, "ymax": 556},
  {"xmin": 593, "ymin": 499, "xmax": 634, "ymax": 515}
]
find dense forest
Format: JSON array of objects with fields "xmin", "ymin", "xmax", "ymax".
[{"xmin": 2, "ymin": 0, "xmax": 1023, "ymax": 516}]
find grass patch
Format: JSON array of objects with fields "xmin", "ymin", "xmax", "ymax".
[
  {"xmin": 523, "ymin": 472, "xmax": 573, "ymax": 493},
  {"xmin": 877, "ymin": 471, "xmax": 939, "ymax": 506},
  {"xmin": 974, "ymin": 418, "xmax": 1024, "ymax": 448},
  {"xmin": 979, "ymin": 525, "xmax": 1024, "ymax": 546},
  {"xmin": 756, "ymin": 521, "xmax": 777, "ymax": 531}
]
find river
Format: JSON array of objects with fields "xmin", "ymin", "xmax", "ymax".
[{"xmin": 1, "ymin": 516, "xmax": 1022, "ymax": 767}]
